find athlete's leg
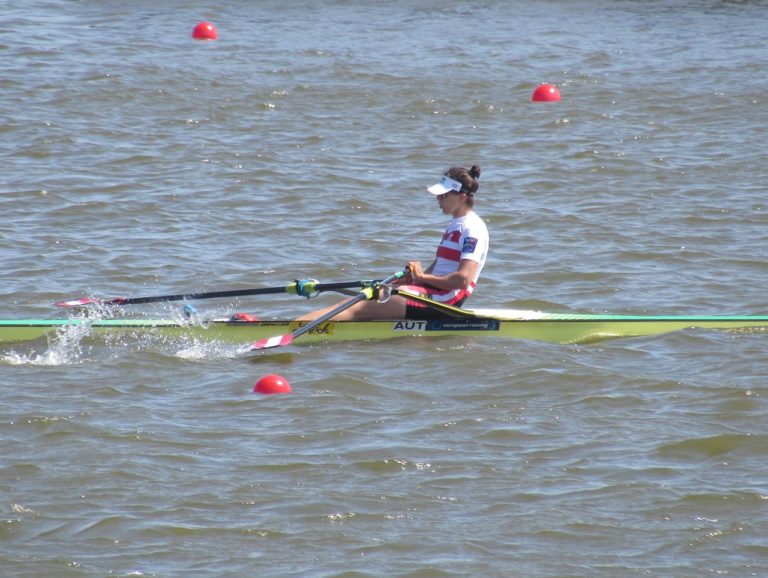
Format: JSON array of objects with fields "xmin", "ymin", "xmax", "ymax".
[{"xmin": 297, "ymin": 294, "xmax": 408, "ymax": 321}]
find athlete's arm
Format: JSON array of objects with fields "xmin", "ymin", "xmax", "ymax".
[{"xmin": 406, "ymin": 258, "xmax": 478, "ymax": 291}]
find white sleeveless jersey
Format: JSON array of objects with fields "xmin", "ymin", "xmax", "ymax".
[{"xmin": 425, "ymin": 210, "xmax": 489, "ymax": 305}]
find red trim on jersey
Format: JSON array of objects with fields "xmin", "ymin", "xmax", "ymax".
[
  {"xmin": 401, "ymin": 282, "xmax": 475, "ymax": 309},
  {"xmin": 436, "ymin": 246, "xmax": 461, "ymax": 261}
]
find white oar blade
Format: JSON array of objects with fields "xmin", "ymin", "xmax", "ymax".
[
  {"xmin": 55, "ymin": 296, "xmax": 127, "ymax": 307},
  {"xmin": 55, "ymin": 297, "xmax": 102, "ymax": 307},
  {"xmin": 244, "ymin": 333, "xmax": 295, "ymax": 352}
]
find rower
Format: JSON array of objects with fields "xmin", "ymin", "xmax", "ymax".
[{"xmin": 298, "ymin": 164, "xmax": 489, "ymax": 322}]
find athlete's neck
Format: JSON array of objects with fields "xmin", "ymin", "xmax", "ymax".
[{"xmin": 452, "ymin": 206, "xmax": 472, "ymax": 218}]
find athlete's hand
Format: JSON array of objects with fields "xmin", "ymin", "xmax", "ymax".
[{"xmin": 406, "ymin": 260, "xmax": 424, "ymax": 284}]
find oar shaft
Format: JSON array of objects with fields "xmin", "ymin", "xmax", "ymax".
[
  {"xmin": 55, "ymin": 279, "xmax": 374, "ymax": 308},
  {"xmin": 291, "ymin": 289, "xmax": 373, "ymax": 340},
  {"xmin": 114, "ymin": 285, "xmax": 294, "ymax": 305},
  {"xmin": 115, "ymin": 281, "xmax": 371, "ymax": 305}
]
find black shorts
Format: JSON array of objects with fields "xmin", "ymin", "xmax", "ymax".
[
  {"xmin": 404, "ymin": 297, "xmax": 467, "ymax": 320},
  {"xmin": 404, "ymin": 304, "xmax": 449, "ymax": 320}
]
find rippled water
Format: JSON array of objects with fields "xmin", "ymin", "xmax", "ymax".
[{"xmin": 2, "ymin": 1, "xmax": 768, "ymax": 576}]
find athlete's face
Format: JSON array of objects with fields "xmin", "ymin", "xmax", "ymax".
[{"xmin": 437, "ymin": 191, "xmax": 466, "ymax": 215}]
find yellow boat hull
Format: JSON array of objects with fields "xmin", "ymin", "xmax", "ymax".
[{"xmin": 1, "ymin": 310, "xmax": 767, "ymax": 346}]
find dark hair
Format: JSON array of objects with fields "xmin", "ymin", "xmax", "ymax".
[{"xmin": 445, "ymin": 165, "xmax": 481, "ymax": 206}]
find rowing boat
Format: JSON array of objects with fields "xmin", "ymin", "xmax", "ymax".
[{"xmin": 2, "ymin": 307, "xmax": 767, "ymax": 347}]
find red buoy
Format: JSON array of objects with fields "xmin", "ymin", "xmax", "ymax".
[
  {"xmin": 253, "ymin": 374, "xmax": 292, "ymax": 395},
  {"xmin": 192, "ymin": 22, "xmax": 218, "ymax": 41},
  {"xmin": 532, "ymin": 83, "xmax": 561, "ymax": 102}
]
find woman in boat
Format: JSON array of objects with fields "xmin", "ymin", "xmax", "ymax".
[{"xmin": 299, "ymin": 164, "xmax": 489, "ymax": 321}]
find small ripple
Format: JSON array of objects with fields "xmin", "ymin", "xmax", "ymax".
[{"xmin": 657, "ymin": 434, "xmax": 768, "ymax": 458}]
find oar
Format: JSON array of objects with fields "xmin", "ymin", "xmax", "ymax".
[
  {"xmin": 54, "ymin": 279, "xmax": 375, "ymax": 308},
  {"xmin": 243, "ymin": 270, "xmax": 406, "ymax": 352}
]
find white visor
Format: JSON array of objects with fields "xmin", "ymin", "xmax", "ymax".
[{"xmin": 427, "ymin": 175, "xmax": 463, "ymax": 195}]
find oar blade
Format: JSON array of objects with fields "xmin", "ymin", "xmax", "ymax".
[
  {"xmin": 55, "ymin": 296, "xmax": 127, "ymax": 308},
  {"xmin": 55, "ymin": 297, "xmax": 98, "ymax": 308},
  {"xmin": 246, "ymin": 333, "xmax": 295, "ymax": 352}
]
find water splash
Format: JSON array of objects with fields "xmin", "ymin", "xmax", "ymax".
[
  {"xmin": 1, "ymin": 307, "xmax": 242, "ymax": 365},
  {"xmin": 171, "ymin": 338, "xmax": 242, "ymax": 361},
  {"xmin": 1, "ymin": 319, "xmax": 92, "ymax": 365}
]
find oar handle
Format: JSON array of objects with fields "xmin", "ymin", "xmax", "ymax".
[{"xmin": 292, "ymin": 279, "xmax": 378, "ymax": 298}]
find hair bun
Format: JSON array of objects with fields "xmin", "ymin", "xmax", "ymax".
[{"xmin": 469, "ymin": 165, "xmax": 481, "ymax": 179}]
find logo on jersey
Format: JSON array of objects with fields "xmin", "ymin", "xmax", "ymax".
[
  {"xmin": 462, "ymin": 237, "xmax": 478, "ymax": 253},
  {"xmin": 443, "ymin": 230, "xmax": 462, "ymax": 243}
]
